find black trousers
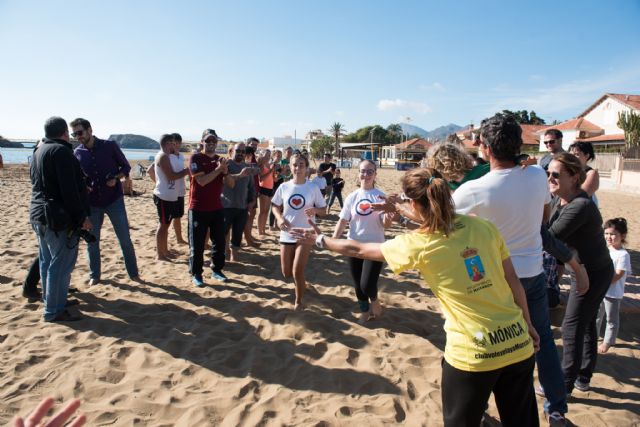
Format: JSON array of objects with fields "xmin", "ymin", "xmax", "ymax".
[
  {"xmin": 441, "ymin": 356, "xmax": 538, "ymax": 427},
  {"xmin": 24, "ymin": 256, "xmax": 40, "ymax": 293},
  {"xmin": 188, "ymin": 209, "xmax": 226, "ymax": 276},
  {"xmin": 224, "ymin": 208, "xmax": 248, "ymax": 248},
  {"xmin": 348, "ymin": 257, "xmax": 383, "ymax": 304},
  {"xmin": 562, "ymin": 262, "xmax": 614, "ymax": 391}
]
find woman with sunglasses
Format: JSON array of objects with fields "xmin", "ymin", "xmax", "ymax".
[
  {"xmin": 332, "ymin": 160, "xmax": 393, "ymax": 323},
  {"xmin": 271, "ymin": 153, "xmax": 326, "ymax": 310},
  {"xmin": 546, "ymin": 152, "xmax": 613, "ymax": 394},
  {"xmin": 293, "ymin": 168, "xmax": 540, "ymax": 427}
]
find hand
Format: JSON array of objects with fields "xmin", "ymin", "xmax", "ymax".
[
  {"xmin": 290, "ymin": 219, "xmax": 322, "ymax": 245},
  {"xmin": 216, "ymin": 158, "xmax": 228, "ymax": 174},
  {"xmin": 81, "ymin": 218, "xmax": 92, "ymax": 231},
  {"xmin": 13, "ymin": 397, "xmax": 86, "ymax": 427},
  {"xmin": 239, "ymin": 167, "xmax": 252, "ymax": 177},
  {"xmin": 304, "ymin": 207, "xmax": 317, "ymax": 217},
  {"xmin": 371, "ymin": 194, "xmax": 401, "ymax": 213},
  {"xmin": 106, "ymin": 178, "xmax": 117, "ymax": 187},
  {"xmin": 573, "ymin": 263, "xmax": 590, "ymax": 296},
  {"xmin": 527, "ymin": 322, "xmax": 541, "ymax": 352},
  {"xmin": 519, "ymin": 157, "xmax": 538, "ymax": 169},
  {"xmin": 277, "ymin": 218, "xmax": 292, "ymax": 231}
]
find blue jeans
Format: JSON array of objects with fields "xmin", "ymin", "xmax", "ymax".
[
  {"xmin": 87, "ymin": 197, "xmax": 138, "ymax": 280},
  {"xmin": 34, "ymin": 224, "xmax": 79, "ymax": 321},
  {"xmin": 520, "ymin": 273, "xmax": 567, "ymax": 415}
]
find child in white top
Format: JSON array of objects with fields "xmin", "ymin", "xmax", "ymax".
[
  {"xmin": 310, "ymin": 168, "xmax": 328, "ymax": 196},
  {"xmin": 597, "ymin": 217, "xmax": 631, "ymax": 353},
  {"xmin": 271, "ymin": 154, "xmax": 327, "ymax": 310},
  {"xmin": 333, "ymin": 160, "xmax": 392, "ymax": 323}
]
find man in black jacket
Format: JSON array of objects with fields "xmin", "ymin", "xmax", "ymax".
[{"xmin": 30, "ymin": 116, "xmax": 91, "ymax": 322}]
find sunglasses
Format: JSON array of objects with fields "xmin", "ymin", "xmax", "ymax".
[
  {"xmin": 544, "ymin": 139, "xmax": 558, "ymax": 145},
  {"xmin": 359, "ymin": 169, "xmax": 375, "ymax": 176},
  {"xmin": 71, "ymin": 130, "xmax": 84, "ymax": 137},
  {"xmin": 546, "ymin": 171, "xmax": 561, "ymax": 179},
  {"xmin": 204, "ymin": 139, "xmax": 217, "ymax": 144}
]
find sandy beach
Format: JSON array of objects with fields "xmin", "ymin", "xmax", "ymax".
[{"xmin": 1, "ymin": 163, "xmax": 639, "ymax": 426}]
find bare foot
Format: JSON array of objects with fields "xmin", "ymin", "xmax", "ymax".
[
  {"xmin": 176, "ymin": 239, "xmax": 188, "ymax": 245},
  {"xmin": 229, "ymin": 248, "xmax": 240, "ymax": 262},
  {"xmin": 294, "ymin": 302, "xmax": 305, "ymax": 311},
  {"xmin": 358, "ymin": 311, "xmax": 370, "ymax": 325},
  {"xmin": 598, "ymin": 343, "xmax": 611, "ymax": 354},
  {"xmin": 370, "ymin": 300, "xmax": 383, "ymax": 318}
]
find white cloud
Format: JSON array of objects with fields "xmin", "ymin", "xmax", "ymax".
[
  {"xmin": 419, "ymin": 82, "xmax": 446, "ymax": 92},
  {"xmin": 377, "ymin": 99, "xmax": 432, "ymax": 114}
]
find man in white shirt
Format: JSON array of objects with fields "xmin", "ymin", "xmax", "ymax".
[{"xmin": 453, "ymin": 113, "xmax": 568, "ymax": 424}]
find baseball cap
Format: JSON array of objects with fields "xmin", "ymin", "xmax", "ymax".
[{"xmin": 201, "ymin": 129, "xmax": 220, "ymax": 142}]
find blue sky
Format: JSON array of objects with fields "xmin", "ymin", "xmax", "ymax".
[{"xmin": 1, "ymin": 0, "xmax": 639, "ymax": 141}]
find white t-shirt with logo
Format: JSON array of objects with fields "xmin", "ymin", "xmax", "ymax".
[
  {"xmin": 272, "ymin": 180, "xmax": 327, "ymax": 243},
  {"xmin": 340, "ymin": 188, "xmax": 386, "ymax": 243},
  {"xmin": 170, "ymin": 152, "xmax": 186, "ymax": 197},
  {"xmin": 453, "ymin": 165, "xmax": 551, "ymax": 278},
  {"xmin": 606, "ymin": 247, "xmax": 631, "ymax": 299},
  {"xmin": 153, "ymin": 151, "xmax": 179, "ymax": 202}
]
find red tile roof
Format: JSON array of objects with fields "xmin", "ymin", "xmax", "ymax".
[
  {"xmin": 542, "ymin": 118, "xmax": 602, "ymax": 132},
  {"xmin": 575, "ymin": 133, "xmax": 625, "ymax": 143},
  {"xmin": 579, "ymin": 93, "xmax": 640, "ymax": 117},
  {"xmin": 394, "ymin": 138, "xmax": 432, "ymax": 150},
  {"xmin": 520, "ymin": 124, "xmax": 547, "ymax": 146}
]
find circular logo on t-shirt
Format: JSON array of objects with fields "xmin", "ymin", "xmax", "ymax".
[
  {"xmin": 288, "ymin": 194, "xmax": 306, "ymax": 210},
  {"xmin": 355, "ymin": 198, "xmax": 374, "ymax": 216}
]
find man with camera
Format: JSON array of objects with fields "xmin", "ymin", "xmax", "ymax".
[
  {"xmin": 71, "ymin": 118, "xmax": 140, "ymax": 286},
  {"xmin": 30, "ymin": 117, "xmax": 91, "ymax": 322}
]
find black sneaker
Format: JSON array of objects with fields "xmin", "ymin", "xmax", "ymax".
[
  {"xmin": 574, "ymin": 379, "xmax": 590, "ymax": 392},
  {"xmin": 49, "ymin": 310, "xmax": 82, "ymax": 322},
  {"xmin": 22, "ymin": 289, "xmax": 41, "ymax": 303},
  {"xmin": 212, "ymin": 270, "xmax": 228, "ymax": 283}
]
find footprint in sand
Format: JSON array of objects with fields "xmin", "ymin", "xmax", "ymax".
[
  {"xmin": 346, "ymin": 349, "xmax": 359, "ymax": 366},
  {"xmin": 99, "ymin": 369, "xmax": 126, "ymax": 384},
  {"xmin": 309, "ymin": 342, "xmax": 328, "ymax": 360},
  {"xmin": 406, "ymin": 380, "xmax": 417, "ymax": 400},
  {"xmin": 238, "ymin": 379, "xmax": 260, "ymax": 400},
  {"xmin": 393, "ymin": 399, "xmax": 406, "ymax": 422}
]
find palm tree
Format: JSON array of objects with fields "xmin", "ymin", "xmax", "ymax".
[
  {"xmin": 329, "ymin": 122, "xmax": 346, "ymax": 159},
  {"xmin": 387, "ymin": 123, "xmax": 403, "ymax": 144}
]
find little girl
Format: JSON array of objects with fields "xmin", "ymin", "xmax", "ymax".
[
  {"xmin": 597, "ymin": 217, "xmax": 631, "ymax": 353},
  {"xmin": 271, "ymin": 154, "xmax": 326, "ymax": 310}
]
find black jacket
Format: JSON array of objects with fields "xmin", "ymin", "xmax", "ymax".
[{"xmin": 29, "ymin": 138, "xmax": 90, "ymax": 229}]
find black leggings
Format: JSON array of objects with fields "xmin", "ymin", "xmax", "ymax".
[
  {"xmin": 349, "ymin": 257, "xmax": 383, "ymax": 310},
  {"xmin": 441, "ymin": 356, "xmax": 538, "ymax": 427}
]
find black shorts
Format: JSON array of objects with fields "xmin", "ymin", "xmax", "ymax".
[
  {"xmin": 280, "ymin": 241, "xmax": 297, "ymax": 246},
  {"xmin": 175, "ymin": 196, "xmax": 185, "ymax": 218},
  {"xmin": 154, "ymin": 195, "xmax": 181, "ymax": 225},
  {"xmin": 259, "ymin": 187, "xmax": 274, "ymax": 197}
]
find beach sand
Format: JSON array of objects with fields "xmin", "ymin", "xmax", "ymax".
[{"xmin": 1, "ymin": 163, "xmax": 639, "ymax": 426}]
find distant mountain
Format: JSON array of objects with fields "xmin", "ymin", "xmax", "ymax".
[
  {"xmin": 400, "ymin": 123, "xmax": 429, "ymax": 138},
  {"xmin": 426, "ymin": 123, "xmax": 464, "ymax": 140},
  {"xmin": 108, "ymin": 134, "xmax": 159, "ymax": 150},
  {"xmin": 0, "ymin": 137, "xmax": 24, "ymax": 148},
  {"xmin": 400, "ymin": 123, "xmax": 464, "ymax": 140}
]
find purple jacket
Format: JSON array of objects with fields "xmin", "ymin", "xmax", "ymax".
[{"xmin": 74, "ymin": 137, "xmax": 131, "ymax": 208}]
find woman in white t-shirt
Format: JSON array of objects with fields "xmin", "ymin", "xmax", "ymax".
[
  {"xmin": 271, "ymin": 154, "xmax": 327, "ymax": 310},
  {"xmin": 597, "ymin": 217, "xmax": 631, "ymax": 353},
  {"xmin": 333, "ymin": 160, "xmax": 392, "ymax": 323}
]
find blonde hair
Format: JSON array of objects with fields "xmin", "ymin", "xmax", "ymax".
[
  {"xmin": 402, "ymin": 168, "xmax": 455, "ymax": 236},
  {"xmin": 426, "ymin": 143, "xmax": 474, "ymax": 182}
]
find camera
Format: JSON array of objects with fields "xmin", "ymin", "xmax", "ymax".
[{"xmin": 68, "ymin": 228, "xmax": 97, "ymax": 243}]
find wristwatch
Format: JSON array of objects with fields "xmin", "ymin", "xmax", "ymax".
[{"xmin": 315, "ymin": 234, "xmax": 326, "ymax": 249}]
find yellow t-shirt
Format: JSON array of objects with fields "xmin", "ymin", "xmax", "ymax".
[{"xmin": 380, "ymin": 215, "xmax": 533, "ymax": 372}]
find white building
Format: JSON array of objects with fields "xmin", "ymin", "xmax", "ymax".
[
  {"xmin": 267, "ymin": 136, "xmax": 305, "ymax": 151},
  {"xmin": 538, "ymin": 93, "xmax": 640, "ymax": 151}
]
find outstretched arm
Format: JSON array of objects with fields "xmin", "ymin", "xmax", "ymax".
[{"xmin": 292, "ymin": 220, "xmax": 385, "ymax": 262}]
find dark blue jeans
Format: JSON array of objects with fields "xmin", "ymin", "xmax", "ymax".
[
  {"xmin": 87, "ymin": 196, "xmax": 138, "ymax": 280},
  {"xmin": 519, "ymin": 273, "xmax": 567, "ymax": 415},
  {"xmin": 34, "ymin": 224, "xmax": 79, "ymax": 321}
]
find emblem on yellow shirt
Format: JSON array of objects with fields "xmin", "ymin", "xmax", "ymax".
[{"xmin": 461, "ymin": 247, "xmax": 485, "ymax": 282}]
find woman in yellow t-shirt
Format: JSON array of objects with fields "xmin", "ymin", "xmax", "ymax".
[{"xmin": 292, "ymin": 167, "xmax": 540, "ymax": 427}]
